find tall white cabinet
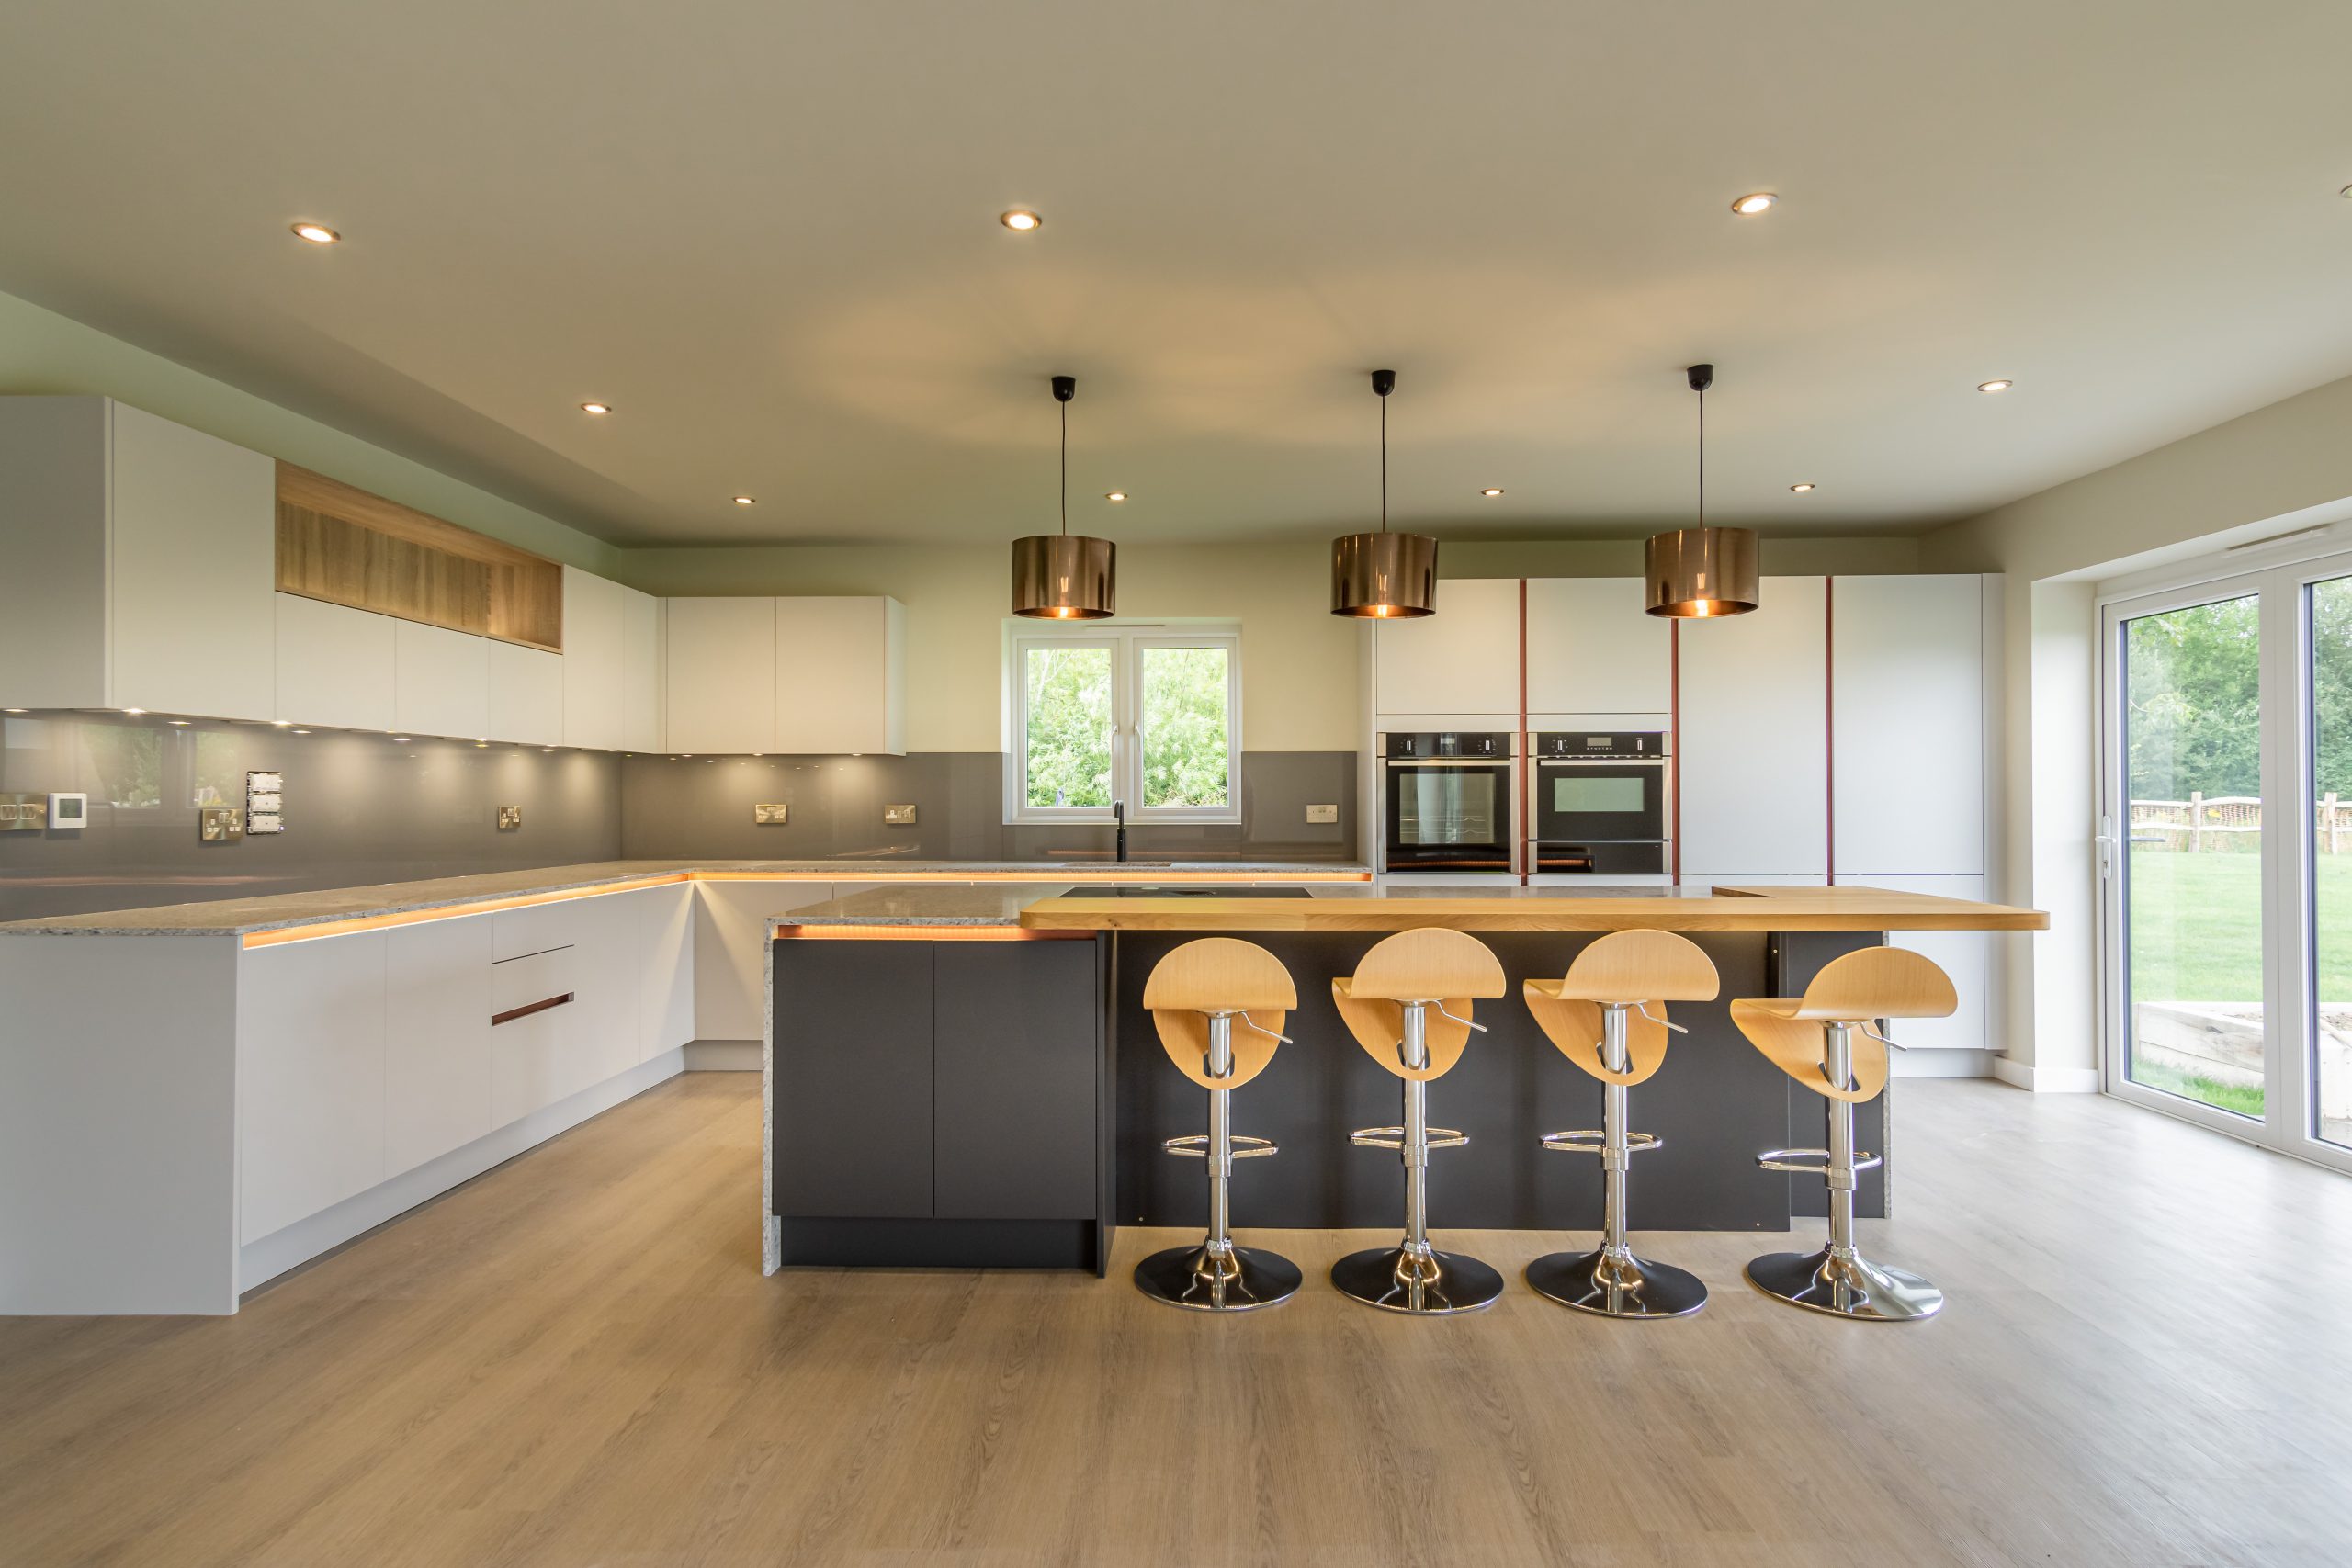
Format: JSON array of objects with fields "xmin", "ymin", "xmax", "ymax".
[
  {"xmin": 0, "ymin": 397, "xmax": 277, "ymax": 718},
  {"xmin": 1677, "ymin": 576, "xmax": 1829, "ymax": 880},
  {"xmin": 1524, "ymin": 577, "xmax": 1671, "ymax": 716},
  {"xmin": 1372, "ymin": 578, "xmax": 1522, "ymax": 720}
]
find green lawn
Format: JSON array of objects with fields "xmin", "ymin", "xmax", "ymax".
[{"xmin": 2126, "ymin": 849, "xmax": 2352, "ymax": 1003}]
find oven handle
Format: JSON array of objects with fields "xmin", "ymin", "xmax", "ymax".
[
  {"xmin": 1384, "ymin": 759, "xmax": 1516, "ymax": 768},
  {"xmin": 1535, "ymin": 757, "xmax": 1668, "ymax": 767}
]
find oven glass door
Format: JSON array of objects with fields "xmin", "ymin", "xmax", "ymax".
[
  {"xmin": 1385, "ymin": 763, "xmax": 1513, "ymax": 870},
  {"xmin": 1535, "ymin": 762, "xmax": 1664, "ymax": 843}
]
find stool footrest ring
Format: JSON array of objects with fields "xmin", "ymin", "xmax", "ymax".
[
  {"xmin": 1349, "ymin": 1125, "xmax": 1469, "ymax": 1152},
  {"xmin": 1756, "ymin": 1146, "xmax": 1882, "ymax": 1175},
  {"xmin": 1539, "ymin": 1129, "xmax": 1662, "ymax": 1156},
  {"xmin": 1163, "ymin": 1134, "xmax": 1279, "ymax": 1159}
]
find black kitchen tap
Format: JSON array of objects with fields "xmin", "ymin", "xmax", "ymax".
[{"xmin": 1114, "ymin": 798, "xmax": 1127, "ymax": 863}]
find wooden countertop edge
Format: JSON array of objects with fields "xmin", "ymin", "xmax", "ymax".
[{"xmin": 1016, "ymin": 894, "xmax": 2050, "ymax": 934}]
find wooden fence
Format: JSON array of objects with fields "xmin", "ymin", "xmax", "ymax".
[{"xmin": 2131, "ymin": 795, "xmax": 2352, "ymax": 852}]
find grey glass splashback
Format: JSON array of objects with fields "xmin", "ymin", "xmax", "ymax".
[
  {"xmin": 0, "ymin": 712, "xmax": 1360, "ymax": 921},
  {"xmin": 616, "ymin": 750, "xmax": 1358, "ymax": 863},
  {"xmin": 0, "ymin": 713, "xmax": 623, "ymax": 922}
]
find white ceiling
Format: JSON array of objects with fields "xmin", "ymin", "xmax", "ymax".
[{"xmin": 4, "ymin": 1, "xmax": 2349, "ymax": 547}]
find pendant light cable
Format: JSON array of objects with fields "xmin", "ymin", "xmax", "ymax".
[
  {"xmin": 1696, "ymin": 384, "xmax": 1706, "ymax": 526},
  {"xmin": 1060, "ymin": 396, "xmax": 1069, "ymax": 536},
  {"xmin": 1380, "ymin": 392, "xmax": 1388, "ymax": 533}
]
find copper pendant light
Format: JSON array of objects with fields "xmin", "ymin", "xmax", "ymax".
[
  {"xmin": 1012, "ymin": 375, "xmax": 1116, "ymax": 619},
  {"xmin": 1330, "ymin": 369, "xmax": 1439, "ymax": 617},
  {"xmin": 1645, "ymin": 364, "xmax": 1759, "ymax": 618}
]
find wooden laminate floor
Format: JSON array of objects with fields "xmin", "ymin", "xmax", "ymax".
[{"xmin": 6, "ymin": 1075, "xmax": 2352, "ymax": 1567}]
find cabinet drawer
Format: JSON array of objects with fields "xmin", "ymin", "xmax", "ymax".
[
  {"xmin": 493, "ymin": 900, "xmax": 581, "ymax": 963},
  {"xmin": 492, "ymin": 946, "xmax": 575, "ymax": 1021}
]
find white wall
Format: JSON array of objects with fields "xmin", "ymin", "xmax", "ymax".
[{"xmin": 1923, "ymin": 369, "xmax": 2352, "ymax": 1086}]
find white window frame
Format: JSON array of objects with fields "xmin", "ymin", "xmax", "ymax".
[
  {"xmin": 1003, "ymin": 622, "xmax": 1243, "ymax": 826},
  {"xmin": 2095, "ymin": 528, "xmax": 2352, "ymax": 1179}
]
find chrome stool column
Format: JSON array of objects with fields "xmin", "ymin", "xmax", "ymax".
[
  {"xmin": 1522, "ymin": 930, "xmax": 1720, "ymax": 1318},
  {"xmin": 1133, "ymin": 938, "xmax": 1303, "ymax": 1312},
  {"xmin": 1329, "ymin": 928, "xmax": 1508, "ymax": 1315},
  {"xmin": 1735, "ymin": 947, "xmax": 1956, "ymax": 1322}
]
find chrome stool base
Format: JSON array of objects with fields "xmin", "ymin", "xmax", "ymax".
[
  {"xmin": 1525, "ymin": 1246, "xmax": 1708, "ymax": 1319},
  {"xmin": 1135, "ymin": 1243, "xmax": 1303, "ymax": 1313},
  {"xmin": 1330, "ymin": 1245, "xmax": 1505, "ymax": 1315},
  {"xmin": 1744, "ymin": 1247, "xmax": 1944, "ymax": 1322}
]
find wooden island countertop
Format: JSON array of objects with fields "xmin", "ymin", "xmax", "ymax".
[{"xmin": 1018, "ymin": 884, "xmax": 2049, "ymax": 934}]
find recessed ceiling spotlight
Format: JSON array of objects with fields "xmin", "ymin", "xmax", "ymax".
[
  {"xmin": 1000, "ymin": 209, "xmax": 1043, "ymax": 231},
  {"xmin": 541, "ymin": 747, "xmax": 555, "ymax": 753},
  {"xmin": 1730, "ymin": 192, "xmax": 1778, "ymax": 216},
  {"xmin": 392, "ymin": 737, "xmax": 411, "ymax": 743},
  {"xmin": 1977, "ymin": 379, "xmax": 2013, "ymax": 393},
  {"xmin": 1480, "ymin": 488, "xmax": 1505, "ymax": 497},
  {"xmin": 733, "ymin": 495, "xmax": 755, "ymax": 506},
  {"xmin": 1790, "ymin": 482, "xmax": 1815, "ymax": 492},
  {"xmin": 1104, "ymin": 491, "xmax": 1126, "ymax": 502},
  {"xmin": 289, "ymin": 221, "xmax": 341, "ymax": 245},
  {"xmin": 270, "ymin": 718, "xmax": 292, "ymax": 727},
  {"xmin": 121, "ymin": 707, "xmax": 146, "ymax": 716},
  {"xmin": 580, "ymin": 400, "xmax": 612, "ymax": 415}
]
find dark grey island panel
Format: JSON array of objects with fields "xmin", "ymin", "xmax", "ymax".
[{"xmin": 767, "ymin": 922, "xmax": 1112, "ymax": 1274}]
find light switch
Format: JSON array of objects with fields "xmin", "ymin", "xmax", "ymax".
[
  {"xmin": 48, "ymin": 793, "xmax": 86, "ymax": 828},
  {"xmin": 1306, "ymin": 803, "xmax": 1340, "ymax": 824},
  {"xmin": 754, "ymin": 803, "xmax": 789, "ymax": 825}
]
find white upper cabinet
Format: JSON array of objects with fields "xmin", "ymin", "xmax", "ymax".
[
  {"xmin": 620, "ymin": 589, "xmax": 664, "ymax": 751},
  {"xmin": 1831, "ymin": 574, "xmax": 1987, "ymax": 876},
  {"xmin": 489, "ymin": 642, "xmax": 565, "ymax": 747},
  {"xmin": 274, "ymin": 593, "xmax": 396, "ymax": 732},
  {"xmin": 775, "ymin": 596, "xmax": 906, "ymax": 755},
  {"xmin": 394, "ymin": 619, "xmax": 492, "ymax": 739},
  {"xmin": 561, "ymin": 566, "xmax": 626, "ymax": 750},
  {"xmin": 0, "ymin": 397, "xmax": 275, "ymax": 717},
  {"xmin": 1524, "ymin": 577, "xmax": 1671, "ymax": 716},
  {"xmin": 1373, "ymin": 577, "xmax": 1522, "ymax": 719},
  {"xmin": 1676, "ymin": 576, "xmax": 1828, "ymax": 879},
  {"xmin": 665, "ymin": 597, "xmax": 777, "ymax": 754}
]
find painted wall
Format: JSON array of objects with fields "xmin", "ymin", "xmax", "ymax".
[
  {"xmin": 1922, "ymin": 369, "xmax": 2352, "ymax": 1086},
  {"xmin": 0, "ymin": 290, "xmax": 621, "ymax": 576}
]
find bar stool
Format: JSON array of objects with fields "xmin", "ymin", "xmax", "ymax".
[
  {"xmin": 1734, "ymin": 946, "xmax": 1957, "ymax": 1322},
  {"xmin": 1329, "ymin": 928, "xmax": 1509, "ymax": 1314},
  {"xmin": 1135, "ymin": 938, "xmax": 1304, "ymax": 1312},
  {"xmin": 1521, "ymin": 930, "xmax": 1721, "ymax": 1318}
]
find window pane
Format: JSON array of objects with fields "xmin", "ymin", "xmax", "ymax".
[
  {"xmin": 2122, "ymin": 595, "xmax": 2264, "ymax": 1118},
  {"xmin": 2312, "ymin": 578, "xmax": 2352, "ymax": 1147},
  {"xmin": 1138, "ymin": 645, "xmax": 1231, "ymax": 809},
  {"xmin": 1023, "ymin": 645, "xmax": 1114, "ymax": 808}
]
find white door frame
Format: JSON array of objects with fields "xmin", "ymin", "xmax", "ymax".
[{"xmin": 2098, "ymin": 549, "xmax": 2352, "ymax": 1178}]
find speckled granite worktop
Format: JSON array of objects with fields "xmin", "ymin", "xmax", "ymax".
[
  {"xmin": 771, "ymin": 884, "xmax": 1095, "ymax": 928},
  {"xmin": 0, "ymin": 859, "xmax": 1369, "ymax": 937}
]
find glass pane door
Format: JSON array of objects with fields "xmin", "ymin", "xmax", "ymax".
[
  {"xmin": 2118, "ymin": 593, "xmax": 2266, "ymax": 1119},
  {"xmin": 2310, "ymin": 577, "xmax": 2352, "ymax": 1150}
]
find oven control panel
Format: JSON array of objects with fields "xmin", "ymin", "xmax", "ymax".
[
  {"xmin": 1530, "ymin": 730, "xmax": 1666, "ymax": 760},
  {"xmin": 1380, "ymin": 731, "xmax": 1513, "ymax": 760}
]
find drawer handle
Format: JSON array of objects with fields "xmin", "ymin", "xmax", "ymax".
[{"xmin": 492, "ymin": 993, "xmax": 574, "ymax": 1026}]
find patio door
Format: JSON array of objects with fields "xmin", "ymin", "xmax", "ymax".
[{"xmin": 2100, "ymin": 553, "xmax": 2352, "ymax": 1174}]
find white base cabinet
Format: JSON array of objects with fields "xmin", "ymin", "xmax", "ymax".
[
  {"xmin": 239, "ymin": 933, "xmax": 390, "ymax": 1244},
  {"xmin": 384, "ymin": 917, "xmax": 493, "ymax": 1172}
]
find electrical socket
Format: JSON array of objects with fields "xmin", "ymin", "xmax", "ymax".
[
  {"xmin": 754, "ymin": 803, "xmax": 789, "ymax": 825},
  {"xmin": 1305, "ymin": 803, "xmax": 1340, "ymax": 824}
]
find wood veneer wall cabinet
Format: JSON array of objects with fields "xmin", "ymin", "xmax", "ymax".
[
  {"xmin": 0, "ymin": 397, "xmax": 277, "ymax": 718},
  {"xmin": 274, "ymin": 463, "xmax": 565, "ymax": 653}
]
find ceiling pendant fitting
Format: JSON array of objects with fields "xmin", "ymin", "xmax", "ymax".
[
  {"xmin": 1330, "ymin": 368, "xmax": 1439, "ymax": 618},
  {"xmin": 1012, "ymin": 374, "xmax": 1116, "ymax": 619},
  {"xmin": 1645, "ymin": 363, "xmax": 1759, "ymax": 619}
]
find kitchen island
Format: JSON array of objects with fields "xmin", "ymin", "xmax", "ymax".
[{"xmin": 763, "ymin": 884, "xmax": 2048, "ymax": 1275}]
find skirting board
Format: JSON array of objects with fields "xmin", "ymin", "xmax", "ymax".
[
  {"xmin": 1890, "ymin": 1047, "xmax": 1996, "ymax": 1079},
  {"xmin": 239, "ymin": 1047, "xmax": 686, "ymax": 1299},
  {"xmin": 1991, "ymin": 1056, "xmax": 2101, "ymax": 1093},
  {"xmin": 684, "ymin": 1040, "xmax": 762, "ymax": 1070}
]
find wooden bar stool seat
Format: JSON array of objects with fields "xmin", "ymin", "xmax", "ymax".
[
  {"xmin": 1329, "ymin": 928, "xmax": 1509, "ymax": 1315},
  {"xmin": 1134, "ymin": 938, "xmax": 1302, "ymax": 1312},
  {"xmin": 1734, "ymin": 946, "xmax": 1957, "ymax": 1322},
  {"xmin": 1521, "ymin": 930, "xmax": 1721, "ymax": 1319}
]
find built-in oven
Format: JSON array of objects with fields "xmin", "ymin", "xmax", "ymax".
[
  {"xmin": 1379, "ymin": 731, "xmax": 1517, "ymax": 874},
  {"xmin": 1529, "ymin": 731, "xmax": 1668, "ymax": 876}
]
